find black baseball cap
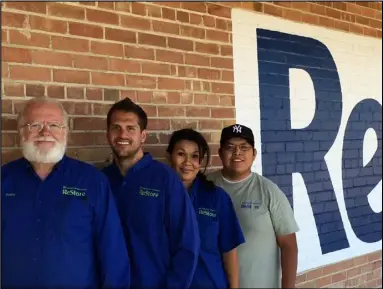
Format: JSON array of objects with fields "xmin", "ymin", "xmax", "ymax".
[{"xmin": 220, "ymin": 124, "xmax": 255, "ymax": 147}]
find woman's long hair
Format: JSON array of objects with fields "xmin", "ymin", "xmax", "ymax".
[{"xmin": 167, "ymin": 128, "xmax": 215, "ymax": 192}]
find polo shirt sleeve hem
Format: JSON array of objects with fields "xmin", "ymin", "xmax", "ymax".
[
  {"xmin": 217, "ymin": 187, "xmax": 246, "ymax": 254},
  {"xmin": 266, "ymin": 180, "xmax": 300, "ymax": 238}
]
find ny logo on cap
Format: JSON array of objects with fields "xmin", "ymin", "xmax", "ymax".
[{"xmin": 233, "ymin": 124, "xmax": 242, "ymax": 133}]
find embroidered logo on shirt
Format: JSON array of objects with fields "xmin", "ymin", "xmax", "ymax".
[
  {"xmin": 139, "ymin": 187, "xmax": 159, "ymax": 198},
  {"xmin": 62, "ymin": 186, "xmax": 87, "ymax": 198},
  {"xmin": 252, "ymin": 201, "xmax": 261, "ymax": 209},
  {"xmin": 5, "ymin": 193, "xmax": 16, "ymax": 197},
  {"xmin": 241, "ymin": 201, "xmax": 252, "ymax": 209},
  {"xmin": 241, "ymin": 200, "xmax": 261, "ymax": 209},
  {"xmin": 198, "ymin": 208, "xmax": 217, "ymax": 218}
]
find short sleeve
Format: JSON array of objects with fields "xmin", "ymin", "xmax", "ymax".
[
  {"xmin": 268, "ymin": 182, "xmax": 300, "ymax": 236},
  {"xmin": 218, "ymin": 187, "xmax": 245, "ymax": 253}
]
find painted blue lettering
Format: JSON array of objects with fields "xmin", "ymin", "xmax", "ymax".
[
  {"xmin": 342, "ymin": 99, "xmax": 382, "ymax": 243},
  {"xmin": 256, "ymin": 28, "xmax": 381, "ymax": 254}
]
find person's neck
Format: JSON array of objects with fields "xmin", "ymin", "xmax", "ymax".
[
  {"xmin": 221, "ymin": 168, "xmax": 251, "ymax": 183},
  {"xmin": 116, "ymin": 150, "xmax": 144, "ymax": 176},
  {"xmin": 32, "ymin": 162, "xmax": 56, "ymax": 180},
  {"xmin": 183, "ymin": 180, "xmax": 193, "ymax": 190}
]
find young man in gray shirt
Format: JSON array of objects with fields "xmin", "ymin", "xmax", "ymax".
[{"xmin": 207, "ymin": 124, "xmax": 299, "ymax": 288}]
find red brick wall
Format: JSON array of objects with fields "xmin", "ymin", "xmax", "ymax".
[
  {"xmin": 296, "ymin": 251, "xmax": 382, "ymax": 288},
  {"xmin": 1, "ymin": 2, "xmax": 382, "ymax": 287},
  {"xmin": 2, "ymin": 1, "xmax": 381, "ymax": 166}
]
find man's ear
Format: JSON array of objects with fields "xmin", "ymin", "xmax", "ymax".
[
  {"xmin": 218, "ymin": 148, "xmax": 223, "ymax": 161},
  {"xmin": 17, "ymin": 129, "xmax": 22, "ymax": 147},
  {"xmin": 253, "ymin": 148, "xmax": 257, "ymax": 161},
  {"xmin": 141, "ymin": 129, "xmax": 147, "ymax": 144}
]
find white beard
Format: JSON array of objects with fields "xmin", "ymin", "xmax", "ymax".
[{"xmin": 22, "ymin": 136, "xmax": 67, "ymax": 164}]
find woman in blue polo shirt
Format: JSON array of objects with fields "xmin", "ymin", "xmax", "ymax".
[{"xmin": 166, "ymin": 128, "xmax": 245, "ymax": 289}]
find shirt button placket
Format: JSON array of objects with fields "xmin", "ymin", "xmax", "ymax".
[{"xmin": 34, "ymin": 185, "xmax": 44, "ymax": 263}]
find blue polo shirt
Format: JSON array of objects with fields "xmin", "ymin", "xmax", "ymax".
[
  {"xmin": 1, "ymin": 156, "xmax": 130, "ymax": 289},
  {"xmin": 189, "ymin": 176, "xmax": 245, "ymax": 289},
  {"xmin": 101, "ymin": 153, "xmax": 200, "ymax": 289}
]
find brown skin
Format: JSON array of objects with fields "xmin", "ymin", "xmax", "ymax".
[
  {"xmin": 277, "ymin": 233, "xmax": 298, "ymax": 289},
  {"xmin": 219, "ymin": 137, "xmax": 256, "ymax": 182},
  {"xmin": 169, "ymin": 140, "xmax": 240, "ymax": 288},
  {"xmin": 19, "ymin": 102, "xmax": 67, "ymax": 180},
  {"xmin": 168, "ymin": 140, "xmax": 200, "ymax": 189},
  {"xmin": 219, "ymin": 137, "xmax": 298, "ymax": 288},
  {"xmin": 222, "ymin": 248, "xmax": 240, "ymax": 288},
  {"xmin": 107, "ymin": 111, "xmax": 147, "ymax": 176}
]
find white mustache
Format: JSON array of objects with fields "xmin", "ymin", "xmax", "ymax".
[{"xmin": 34, "ymin": 137, "xmax": 57, "ymax": 142}]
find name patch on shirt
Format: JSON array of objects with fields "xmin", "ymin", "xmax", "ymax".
[
  {"xmin": 241, "ymin": 200, "xmax": 261, "ymax": 210},
  {"xmin": 62, "ymin": 186, "xmax": 87, "ymax": 199},
  {"xmin": 139, "ymin": 187, "xmax": 160, "ymax": 198},
  {"xmin": 198, "ymin": 207, "xmax": 217, "ymax": 218}
]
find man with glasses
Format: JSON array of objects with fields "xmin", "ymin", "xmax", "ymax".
[
  {"xmin": 1, "ymin": 97, "xmax": 130, "ymax": 289},
  {"xmin": 207, "ymin": 124, "xmax": 299, "ymax": 288}
]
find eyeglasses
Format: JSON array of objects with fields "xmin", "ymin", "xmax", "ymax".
[
  {"xmin": 21, "ymin": 122, "xmax": 67, "ymax": 134},
  {"xmin": 223, "ymin": 144, "xmax": 253, "ymax": 152}
]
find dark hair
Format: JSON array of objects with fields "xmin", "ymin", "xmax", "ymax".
[
  {"xmin": 107, "ymin": 97, "xmax": 148, "ymax": 131},
  {"xmin": 167, "ymin": 128, "xmax": 215, "ymax": 192}
]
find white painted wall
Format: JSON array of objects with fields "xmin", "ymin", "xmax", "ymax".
[{"xmin": 232, "ymin": 8, "xmax": 382, "ymax": 273}]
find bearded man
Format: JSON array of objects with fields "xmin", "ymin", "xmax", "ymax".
[{"xmin": 1, "ymin": 97, "xmax": 130, "ymax": 289}]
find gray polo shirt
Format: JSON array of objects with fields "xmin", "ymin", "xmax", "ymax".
[{"xmin": 207, "ymin": 170, "xmax": 299, "ymax": 288}]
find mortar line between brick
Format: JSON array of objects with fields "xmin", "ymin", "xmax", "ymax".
[
  {"xmin": 2, "ymin": 136, "xmax": 224, "ymax": 144},
  {"xmin": 4, "ymin": 84, "xmax": 235, "ymax": 95},
  {"xmin": 7, "ymin": 67, "xmax": 234, "ymax": 83},
  {"xmin": 4, "ymin": 39, "xmax": 234, "ymax": 61},
  {"xmin": 3, "ymin": 104, "xmax": 237, "ymax": 114},
  {"xmin": 3, "ymin": 88, "xmax": 235, "ymax": 98}
]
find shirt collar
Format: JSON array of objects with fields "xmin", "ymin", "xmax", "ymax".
[
  {"xmin": 21, "ymin": 155, "xmax": 68, "ymax": 176},
  {"xmin": 188, "ymin": 176, "xmax": 201, "ymax": 200},
  {"xmin": 110, "ymin": 152, "xmax": 154, "ymax": 178},
  {"xmin": 132, "ymin": 152, "xmax": 153, "ymax": 172}
]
